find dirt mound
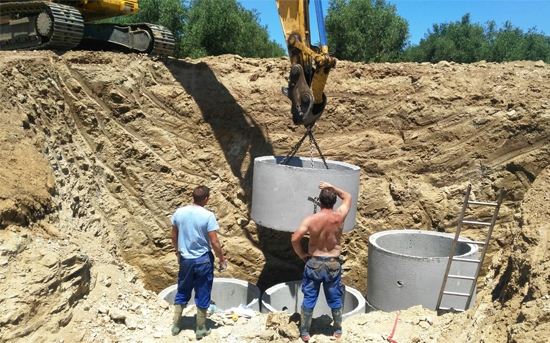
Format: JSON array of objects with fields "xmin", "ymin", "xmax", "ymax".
[{"xmin": 0, "ymin": 50, "xmax": 549, "ymax": 342}]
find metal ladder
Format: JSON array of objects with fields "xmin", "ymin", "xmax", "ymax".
[{"xmin": 436, "ymin": 184, "xmax": 505, "ymax": 312}]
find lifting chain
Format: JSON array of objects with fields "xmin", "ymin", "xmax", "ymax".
[
  {"xmin": 278, "ymin": 129, "xmax": 309, "ymax": 165},
  {"xmin": 279, "ymin": 125, "xmax": 329, "ymax": 215},
  {"xmin": 279, "ymin": 125, "xmax": 329, "ymax": 169},
  {"xmin": 308, "ymin": 126, "xmax": 329, "ymax": 169},
  {"xmin": 308, "ymin": 196, "xmax": 320, "ymax": 214},
  {"xmin": 309, "ymin": 130, "xmax": 315, "ymax": 169}
]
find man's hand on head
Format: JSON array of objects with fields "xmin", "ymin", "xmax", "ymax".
[{"xmin": 319, "ymin": 181, "xmax": 333, "ymax": 189}]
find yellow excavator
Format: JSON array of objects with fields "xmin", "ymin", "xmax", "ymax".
[
  {"xmin": 1, "ymin": 0, "xmax": 333, "ymax": 127},
  {"xmin": 0, "ymin": 0, "xmax": 174, "ymax": 55},
  {"xmin": 276, "ymin": 0, "xmax": 336, "ymax": 127}
]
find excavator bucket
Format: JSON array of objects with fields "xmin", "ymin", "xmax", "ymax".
[{"xmin": 276, "ymin": 0, "xmax": 335, "ymax": 126}]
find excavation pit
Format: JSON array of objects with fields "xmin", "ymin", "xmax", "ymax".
[
  {"xmin": 251, "ymin": 156, "xmax": 360, "ymax": 232},
  {"xmin": 261, "ymin": 280, "xmax": 365, "ymax": 319},
  {"xmin": 366, "ymin": 230, "xmax": 479, "ymax": 312},
  {"xmin": 158, "ymin": 278, "xmax": 261, "ymax": 311}
]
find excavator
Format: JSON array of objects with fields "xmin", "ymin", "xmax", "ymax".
[
  {"xmin": 276, "ymin": 0, "xmax": 336, "ymax": 127},
  {"xmin": 0, "ymin": 0, "xmax": 334, "ymax": 128},
  {"xmin": 0, "ymin": 0, "xmax": 174, "ymax": 55}
]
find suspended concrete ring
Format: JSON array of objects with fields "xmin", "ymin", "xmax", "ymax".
[{"xmin": 251, "ymin": 156, "xmax": 360, "ymax": 232}]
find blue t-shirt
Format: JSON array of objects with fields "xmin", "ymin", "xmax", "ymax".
[{"xmin": 171, "ymin": 205, "xmax": 219, "ymax": 259}]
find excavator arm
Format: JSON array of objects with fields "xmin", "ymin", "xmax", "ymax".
[{"xmin": 276, "ymin": 0, "xmax": 336, "ymax": 127}]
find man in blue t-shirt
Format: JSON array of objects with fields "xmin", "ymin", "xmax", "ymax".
[{"xmin": 170, "ymin": 185, "xmax": 227, "ymax": 339}]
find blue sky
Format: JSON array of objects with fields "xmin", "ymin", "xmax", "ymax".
[{"xmin": 239, "ymin": 0, "xmax": 550, "ymax": 48}]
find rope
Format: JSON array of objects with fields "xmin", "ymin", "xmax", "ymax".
[{"xmin": 387, "ymin": 311, "xmax": 399, "ymax": 343}]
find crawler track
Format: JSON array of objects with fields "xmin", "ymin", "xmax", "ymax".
[
  {"xmin": 0, "ymin": 2, "xmax": 174, "ymax": 56},
  {"xmin": 0, "ymin": 1, "xmax": 84, "ymax": 51},
  {"xmin": 146, "ymin": 23, "xmax": 174, "ymax": 56}
]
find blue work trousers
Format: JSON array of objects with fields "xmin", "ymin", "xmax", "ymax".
[
  {"xmin": 174, "ymin": 251, "xmax": 214, "ymax": 310},
  {"xmin": 301, "ymin": 256, "xmax": 343, "ymax": 310}
]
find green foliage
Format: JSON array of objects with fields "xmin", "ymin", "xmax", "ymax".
[
  {"xmin": 403, "ymin": 14, "xmax": 487, "ymax": 63},
  {"xmin": 523, "ymin": 29, "xmax": 550, "ymax": 62},
  {"xmin": 404, "ymin": 15, "xmax": 550, "ymax": 63},
  {"xmin": 488, "ymin": 21, "xmax": 525, "ymax": 62},
  {"xmin": 325, "ymin": 0, "xmax": 409, "ymax": 62},
  {"xmin": 180, "ymin": 0, "xmax": 285, "ymax": 58}
]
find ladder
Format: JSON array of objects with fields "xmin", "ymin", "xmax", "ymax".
[{"xmin": 436, "ymin": 184, "xmax": 505, "ymax": 312}]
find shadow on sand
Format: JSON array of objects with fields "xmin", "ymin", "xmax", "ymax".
[{"xmin": 164, "ymin": 57, "xmax": 304, "ymax": 292}]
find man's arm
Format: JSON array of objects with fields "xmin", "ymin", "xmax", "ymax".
[
  {"xmin": 319, "ymin": 181, "xmax": 352, "ymax": 217},
  {"xmin": 208, "ymin": 231, "xmax": 226, "ymax": 263},
  {"xmin": 291, "ymin": 219, "xmax": 312, "ymax": 262},
  {"xmin": 171, "ymin": 225, "xmax": 179, "ymax": 255}
]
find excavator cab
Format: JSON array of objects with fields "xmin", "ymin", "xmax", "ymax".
[{"xmin": 277, "ymin": 0, "xmax": 336, "ymax": 127}]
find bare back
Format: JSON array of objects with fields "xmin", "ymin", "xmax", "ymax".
[
  {"xmin": 305, "ymin": 208, "xmax": 346, "ymax": 257},
  {"xmin": 291, "ymin": 182, "xmax": 352, "ymax": 262}
]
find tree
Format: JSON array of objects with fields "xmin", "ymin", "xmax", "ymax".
[
  {"xmin": 404, "ymin": 14, "xmax": 487, "ymax": 63},
  {"xmin": 324, "ymin": 0, "xmax": 409, "ymax": 62},
  {"xmin": 523, "ymin": 29, "xmax": 550, "ymax": 62},
  {"xmin": 487, "ymin": 22, "xmax": 550, "ymax": 62},
  {"xmin": 404, "ymin": 15, "xmax": 550, "ymax": 63},
  {"xmin": 180, "ymin": 0, "xmax": 285, "ymax": 58},
  {"xmin": 489, "ymin": 21, "xmax": 525, "ymax": 62}
]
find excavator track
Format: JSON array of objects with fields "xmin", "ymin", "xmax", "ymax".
[
  {"xmin": 1, "ymin": 3, "xmax": 173, "ymax": 56},
  {"xmin": 145, "ymin": 23, "xmax": 174, "ymax": 56},
  {"xmin": 0, "ymin": 1, "xmax": 84, "ymax": 51},
  {"xmin": 78, "ymin": 22, "xmax": 174, "ymax": 56}
]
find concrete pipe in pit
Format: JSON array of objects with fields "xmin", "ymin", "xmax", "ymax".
[
  {"xmin": 366, "ymin": 230, "xmax": 479, "ymax": 312},
  {"xmin": 261, "ymin": 280, "xmax": 365, "ymax": 319},
  {"xmin": 158, "ymin": 278, "xmax": 261, "ymax": 311}
]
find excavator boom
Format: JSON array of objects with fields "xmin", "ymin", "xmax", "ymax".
[{"xmin": 276, "ymin": 0, "xmax": 336, "ymax": 126}]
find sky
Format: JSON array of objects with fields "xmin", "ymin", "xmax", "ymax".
[{"xmin": 239, "ymin": 0, "xmax": 550, "ymax": 48}]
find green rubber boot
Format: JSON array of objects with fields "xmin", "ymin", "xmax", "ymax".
[
  {"xmin": 171, "ymin": 304, "xmax": 185, "ymax": 336},
  {"xmin": 195, "ymin": 307, "xmax": 212, "ymax": 339},
  {"xmin": 331, "ymin": 307, "xmax": 343, "ymax": 339},
  {"xmin": 300, "ymin": 307, "xmax": 313, "ymax": 341}
]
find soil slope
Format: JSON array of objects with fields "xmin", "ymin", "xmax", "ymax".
[{"xmin": 0, "ymin": 50, "xmax": 549, "ymax": 343}]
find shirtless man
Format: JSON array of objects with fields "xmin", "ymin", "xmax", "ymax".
[{"xmin": 291, "ymin": 181, "xmax": 352, "ymax": 342}]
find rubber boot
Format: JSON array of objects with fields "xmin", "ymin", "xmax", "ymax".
[
  {"xmin": 171, "ymin": 304, "xmax": 185, "ymax": 336},
  {"xmin": 300, "ymin": 307, "xmax": 313, "ymax": 342},
  {"xmin": 331, "ymin": 307, "xmax": 343, "ymax": 339},
  {"xmin": 195, "ymin": 307, "xmax": 212, "ymax": 339}
]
